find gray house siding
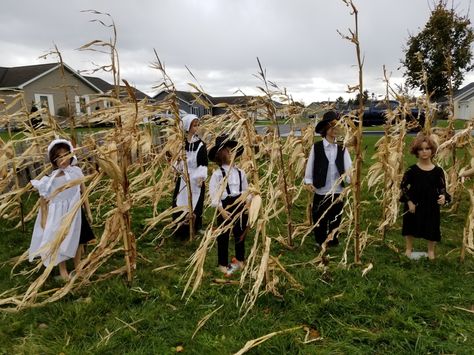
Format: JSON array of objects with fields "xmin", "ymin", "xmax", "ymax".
[{"xmin": 153, "ymin": 91, "xmax": 211, "ymax": 117}]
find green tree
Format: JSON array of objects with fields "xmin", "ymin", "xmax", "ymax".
[
  {"xmin": 335, "ymin": 96, "xmax": 346, "ymax": 109},
  {"xmin": 355, "ymin": 90, "xmax": 369, "ymax": 105},
  {"xmin": 402, "ymin": 1, "xmax": 474, "ymax": 100}
]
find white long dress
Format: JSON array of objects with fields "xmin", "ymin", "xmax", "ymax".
[{"xmin": 29, "ymin": 166, "xmax": 83, "ymax": 266}]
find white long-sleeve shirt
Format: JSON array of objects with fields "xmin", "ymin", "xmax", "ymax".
[
  {"xmin": 304, "ymin": 138, "xmax": 352, "ymax": 195},
  {"xmin": 209, "ymin": 164, "xmax": 249, "ymax": 208}
]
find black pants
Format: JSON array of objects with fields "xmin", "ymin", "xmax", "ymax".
[
  {"xmin": 217, "ymin": 195, "xmax": 248, "ymax": 266},
  {"xmin": 312, "ymin": 193, "xmax": 343, "ymax": 245},
  {"xmin": 173, "ymin": 186, "xmax": 205, "ymax": 239}
]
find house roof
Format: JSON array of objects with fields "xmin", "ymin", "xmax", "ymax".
[
  {"xmin": 153, "ymin": 90, "xmax": 213, "ymax": 105},
  {"xmin": 454, "ymin": 82, "xmax": 474, "ymax": 100},
  {"xmin": 210, "ymin": 96, "xmax": 256, "ymax": 105},
  {"xmin": 153, "ymin": 90, "xmax": 283, "ymax": 109},
  {"xmin": 83, "ymin": 76, "xmax": 114, "ymax": 93},
  {"xmin": 459, "ymin": 90, "xmax": 474, "ymax": 102},
  {"xmin": 211, "ymin": 95, "xmax": 285, "ymax": 108},
  {"xmin": 0, "ymin": 63, "xmax": 103, "ymax": 93},
  {"xmin": 121, "ymin": 85, "xmax": 150, "ymax": 100},
  {"xmin": 0, "ymin": 63, "xmax": 58, "ymax": 88},
  {"xmin": 84, "ymin": 76, "xmax": 150, "ymax": 100}
]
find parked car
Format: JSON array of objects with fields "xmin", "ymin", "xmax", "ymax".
[{"xmin": 344, "ymin": 100, "xmax": 425, "ymax": 129}]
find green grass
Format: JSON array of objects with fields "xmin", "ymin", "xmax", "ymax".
[
  {"xmin": 1, "ymin": 136, "xmax": 474, "ymax": 354},
  {"xmin": 359, "ymin": 118, "xmax": 469, "ymax": 131},
  {"xmin": 0, "ymin": 126, "xmax": 110, "ymax": 142},
  {"xmin": 435, "ymin": 119, "xmax": 468, "ymax": 130},
  {"xmin": 0, "ymin": 129, "xmax": 25, "ymax": 141}
]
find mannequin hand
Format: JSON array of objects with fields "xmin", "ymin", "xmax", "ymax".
[
  {"xmin": 437, "ymin": 194, "xmax": 446, "ymax": 205},
  {"xmin": 407, "ymin": 201, "xmax": 416, "ymax": 213},
  {"xmin": 219, "ymin": 208, "xmax": 231, "ymax": 220}
]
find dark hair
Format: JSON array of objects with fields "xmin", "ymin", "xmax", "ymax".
[
  {"xmin": 214, "ymin": 147, "xmax": 230, "ymax": 166},
  {"xmin": 49, "ymin": 142, "xmax": 73, "ymax": 168},
  {"xmin": 410, "ymin": 134, "xmax": 438, "ymax": 157}
]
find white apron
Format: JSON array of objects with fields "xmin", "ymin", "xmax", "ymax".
[{"xmin": 175, "ymin": 141, "xmax": 207, "ymax": 211}]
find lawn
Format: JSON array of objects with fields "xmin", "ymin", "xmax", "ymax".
[{"xmin": 0, "ymin": 135, "xmax": 473, "ymax": 354}]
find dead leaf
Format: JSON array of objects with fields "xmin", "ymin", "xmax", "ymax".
[{"xmin": 176, "ymin": 345, "xmax": 184, "ymax": 352}]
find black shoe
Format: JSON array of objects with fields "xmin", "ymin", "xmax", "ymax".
[{"xmin": 327, "ymin": 238, "xmax": 339, "ymax": 247}]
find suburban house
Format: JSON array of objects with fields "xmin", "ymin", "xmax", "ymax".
[
  {"xmin": 0, "ymin": 63, "xmax": 151, "ymax": 128},
  {"xmin": 0, "ymin": 63, "xmax": 104, "ymax": 117},
  {"xmin": 84, "ymin": 76, "xmax": 150, "ymax": 102},
  {"xmin": 152, "ymin": 90, "xmax": 287, "ymax": 120},
  {"xmin": 152, "ymin": 90, "xmax": 213, "ymax": 117},
  {"xmin": 211, "ymin": 95, "xmax": 288, "ymax": 120},
  {"xmin": 453, "ymin": 82, "xmax": 474, "ymax": 120},
  {"xmin": 303, "ymin": 101, "xmax": 335, "ymax": 119},
  {"xmin": 210, "ymin": 95, "xmax": 256, "ymax": 116}
]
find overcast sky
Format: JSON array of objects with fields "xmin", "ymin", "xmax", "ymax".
[{"xmin": 1, "ymin": 0, "xmax": 473, "ymax": 104}]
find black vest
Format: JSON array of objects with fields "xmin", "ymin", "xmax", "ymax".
[{"xmin": 312, "ymin": 141, "xmax": 345, "ymax": 189}]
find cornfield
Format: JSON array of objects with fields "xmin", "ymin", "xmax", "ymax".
[{"xmin": 0, "ymin": 4, "xmax": 472, "ymax": 344}]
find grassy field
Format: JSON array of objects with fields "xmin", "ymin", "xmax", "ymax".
[
  {"xmin": 0, "ymin": 126, "xmax": 109, "ymax": 142},
  {"xmin": 1, "ymin": 135, "xmax": 474, "ymax": 354},
  {"xmin": 436, "ymin": 119, "xmax": 469, "ymax": 130},
  {"xmin": 1, "ymin": 117, "xmax": 469, "ymax": 141}
]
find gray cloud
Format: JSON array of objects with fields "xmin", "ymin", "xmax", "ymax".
[{"xmin": 1, "ymin": 0, "xmax": 473, "ymax": 103}]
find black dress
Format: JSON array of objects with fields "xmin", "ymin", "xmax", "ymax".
[
  {"xmin": 400, "ymin": 164, "xmax": 450, "ymax": 241},
  {"xmin": 79, "ymin": 208, "xmax": 95, "ymax": 244}
]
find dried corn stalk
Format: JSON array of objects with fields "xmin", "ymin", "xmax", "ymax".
[{"xmin": 367, "ymin": 70, "xmax": 409, "ymax": 237}]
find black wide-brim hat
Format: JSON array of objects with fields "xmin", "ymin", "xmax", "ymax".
[
  {"xmin": 208, "ymin": 134, "xmax": 244, "ymax": 162},
  {"xmin": 315, "ymin": 110, "xmax": 339, "ymax": 134}
]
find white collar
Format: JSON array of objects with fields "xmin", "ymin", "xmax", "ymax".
[
  {"xmin": 44, "ymin": 166, "xmax": 75, "ymax": 193},
  {"xmin": 188, "ymin": 134, "xmax": 200, "ymax": 144},
  {"xmin": 323, "ymin": 138, "xmax": 337, "ymax": 147},
  {"xmin": 221, "ymin": 164, "xmax": 239, "ymax": 171}
]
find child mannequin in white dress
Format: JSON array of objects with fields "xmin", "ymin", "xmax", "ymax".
[{"xmin": 29, "ymin": 139, "xmax": 93, "ymax": 280}]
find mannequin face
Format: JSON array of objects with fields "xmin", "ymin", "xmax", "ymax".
[
  {"xmin": 188, "ymin": 119, "xmax": 199, "ymax": 136},
  {"xmin": 417, "ymin": 142, "xmax": 433, "ymax": 161},
  {"xmin": 325, "ymin": 121, "xmax": 340, "ymax": 141},
  {"xmin": 55, "ymin": 148, "xmax": 71, "ymax": 169},
  {"xmin": 217, "ymin": 147, "xmax": 231, "ymax": 165}
]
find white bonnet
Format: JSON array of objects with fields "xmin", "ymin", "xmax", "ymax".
[
  {"xmin": 47, "ymin": 138, "xmax": 77, "ymax": 165},
  {"xmin": 182, "ymin": 114, "xmax": 199, "ymax": 132}
]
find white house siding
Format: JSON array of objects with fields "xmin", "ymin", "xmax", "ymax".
[{"xmin": 454, "ymin": 95, "xmax": 474, "ymax": 120}]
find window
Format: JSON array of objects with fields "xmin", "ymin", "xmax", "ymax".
[
  {"xmin": 191, "ymin": 106, "xmax": 200, "ymax": 116},
  {"xmin": 75, "ymin": 95, "xmax": 91, "ymax": 115},
  {"xmin": 34, "ymin": 94, "xmax": 55, "ymax": 115}
]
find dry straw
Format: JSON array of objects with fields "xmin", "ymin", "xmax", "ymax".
[
  {"xmin": 233, "ymin": 325, "xmax": 303, "ymax": 355},
  {"xmin": 0, "ymin": 4, "xmax": 471, "ymax": 324}
]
